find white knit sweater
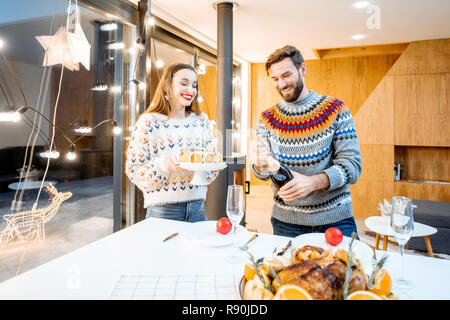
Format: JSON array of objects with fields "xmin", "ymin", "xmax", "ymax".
[{"xmin": 125, "ymin": 112, "xmax": 219, "ymax": 208}]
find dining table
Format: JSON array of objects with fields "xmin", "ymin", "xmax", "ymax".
[{"xmin": 0, "ymin": 217, "xmax": 448, "ymax": 300}]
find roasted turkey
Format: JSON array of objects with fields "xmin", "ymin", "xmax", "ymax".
[{"xmin": 272, "ymin": 254, "xmax": 367, "ymax": 300}]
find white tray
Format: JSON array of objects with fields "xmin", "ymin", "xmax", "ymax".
[{"xmin": 178, "ymin": 162, "xmax": 227, "ymax": 185}]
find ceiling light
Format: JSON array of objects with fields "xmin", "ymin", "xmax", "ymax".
[
  {"xmin": 73, "ymin": 127, "xmax": 92, "ymax": 134},
  {"xmin": 100, "ymin": 23, "xmax": 117, "ymax": 31},
  {"xmin": 352, "ymin": 34, "xmax": 366, "ymax": 40},
  {"xmin": 107, "ymin": 42, "xmax": 125, "ymax": 50},
  {"xmin": 38, "ymin": 150, "xmax": 60, "ymax": 159},
  {"xmin": 91, "ymin": 84, "xmax": 108, "ymax": 91},
  {"xmin": 211, "ymin": 1, "xmax": 239, "ymax": 11},
  {"xmin": 353, "ymin": 1, "xmax": 370, "ymax": 9},
  {"xmin": 155, "ymin": 59, "xmax": 164, "ymax": 69}
]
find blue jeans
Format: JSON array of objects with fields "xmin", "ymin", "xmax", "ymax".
[
  {"xmin": 271, "ymin": 217, "xmax": 359, "ymax": 239},
  {"xmin": 146, "ymin": 200, "xmax": 207, "ymax": 222}
]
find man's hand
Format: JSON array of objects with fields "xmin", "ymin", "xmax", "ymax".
[
  {"xmin": 251, "ymin": 136, "xmax": 270, "ymax": 172},
  {"xmin": 277, "ymin": 172, "xmax": 330, "ymax": 202},
  {"xmin": 163, "ymin": 154, "xmax": 189, "ymax": 173}
]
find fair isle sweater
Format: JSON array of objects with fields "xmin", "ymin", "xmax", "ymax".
[
  {"xmin": 252, "ymin": 90, "xmax": 362, "ymax": 226},
  {"xmin": 125, "ymin": 112, "xmax": 219, "ymax": 208}
]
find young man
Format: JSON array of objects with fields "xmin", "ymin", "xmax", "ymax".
[{"xmin": 252, "ymin": 45, "xmax": 362, "ymax": 238}]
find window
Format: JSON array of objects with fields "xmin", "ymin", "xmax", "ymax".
[{"xmin": 0, "ymin": 0, "xmax": 137, "ymax": 282}]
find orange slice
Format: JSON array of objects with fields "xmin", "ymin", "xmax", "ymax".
[
  {"xmin": 347, "ymin": 290, "xmax": 382, "ymax": 300},
  {"xmin": 244, "ymin": 264, "xmax": 257, "ymax": 281},
  {"xmin": 272, "ymin": 284, "xmax": 313, "ymax": 300},
  {"xmin": 369, "ymin": 269, "xmax": 392, "ymax": 296}
]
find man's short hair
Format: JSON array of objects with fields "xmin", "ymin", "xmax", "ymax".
[{"xmin": 265, "ymin": 45, "xmax": 305, "ymax": 75}]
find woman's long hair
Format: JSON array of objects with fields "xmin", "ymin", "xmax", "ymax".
[{"xmin": 144, "ymin": 63, "xmax": 201, "ymax": 116}]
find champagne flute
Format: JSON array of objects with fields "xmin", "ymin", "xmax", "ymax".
[
  {"xmin": 225, "ymin": 185, "xmax": 245, "ymax": 263},
  {"xmin": 226, "ymin": 185, "xmax": 244, "ymax": 233},
  {"xmin": 390, "ymin": 196, "xmax": 414, "ymax": 290}
]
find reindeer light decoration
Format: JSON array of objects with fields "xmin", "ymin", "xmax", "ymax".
[{"xmin": 0, "ymin": 185, "xmax": 72, "ymax": 254}]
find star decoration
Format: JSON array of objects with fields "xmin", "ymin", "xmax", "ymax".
[
  {"xmin": 36, "ymin": 26, "xmax": 79, "ymax": 71},
  {"xmin": 36, "ymin": 23, "xmax": 91, "ymax": 71},
  {"xmin": 67, "ymin": 23, "xmax": 91, "ymax": 71}
]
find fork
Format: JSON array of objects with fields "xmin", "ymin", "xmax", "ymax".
[{"xmin": 239, "ymin": 234, "xmax": 259, "ymax": 251}]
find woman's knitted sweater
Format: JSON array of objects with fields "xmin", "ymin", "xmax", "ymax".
[{"xmin": 126, "ymin": 112, "xmax": 219, "ymax": 208}]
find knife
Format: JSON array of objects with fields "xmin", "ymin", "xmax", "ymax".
[{"xmin": 162, "ymin": 232, "xmax": 179, "ymax": 242}]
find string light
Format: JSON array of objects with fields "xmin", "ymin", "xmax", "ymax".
[
  {"xmin": 155, "ymin": 59, "xmax": 164, "ymax": 69},
  {"xmin": 353, "ymin": 1, "xmax": 370, "ymax": 9},
  {"xmin": 148, "ymin": 16, "xmax": 156, "ymax": 26},
  {"xmin": 197, "ymin": 96, "xmax": 204, "ymax": 103},
  {"xmin": 352, "ymin": 34, "xmax": 366, "ymax": 40},
  {"xmin": 113, "ymin": 121, "xmax": 122, "ymax": 135},
  {"xmin": 67, "ymin": 144, "xmax": 76, "ymax": 160},
  {"xmin": 0, "ymin": 111, "xmax": 20, "ymax": 122},
  {"xmin": 197, "ymin": 64, "xmax": 206, "ymax": 75}
]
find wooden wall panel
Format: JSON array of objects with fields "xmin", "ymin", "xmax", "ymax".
[
  {"xmin": 350, "ymin": 180, "xmax": 394, "ymax": 220},
  {"xmin": 305, "ymin": 54, "xmax": 400, "ymax": 116},
  {"xmin": 394, "ymin": 73, "xmax": 450, "ymax": 146},
  {"xmin": 354, "ymin": 76, "xmax": 395, "ymax": 145},
  {"xmin": 394, "ymin": 181, "xmax": 450, "ymax": 202},
  {"xmin": 359, "ymin": 144, "xmax": 394, "ymax": 182},
  {"xmin": 388, "ymin": 39, "xmax": 450, "ymax": 75}
]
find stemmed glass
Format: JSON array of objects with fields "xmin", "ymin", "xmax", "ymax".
[
  {"xmin": 226, "ymin": 185, "xmax": 245, "ymax": 234},
  {"xmin": 225, "ymin": 185, "xmax": 245, "ymax": 263},
  {"xmin": 390, "ymin": 196, "xmax": 415, "ymax": 290}
]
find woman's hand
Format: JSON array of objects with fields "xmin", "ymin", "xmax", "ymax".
[{"xmin": 163, "ymin": 154, "xmax": 189, "ymax": 173}]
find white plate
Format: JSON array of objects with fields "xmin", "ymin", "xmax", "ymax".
[
  {"xmin": 183, "ymin": 221, "xmax": 247, "ymax": 247},
  {"xmin": 292, "ymin": 233, "xmax": 374, "ymax": 263},
  {"xmin": 178, "ymin": 162, "xmax": 227, "ymax": 172},
  {"xmin": 178, "ymin": 162, "xmax": 227, "ymax": 185}
]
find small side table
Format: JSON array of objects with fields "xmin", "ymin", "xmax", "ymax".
[
  {"xmin": 364, "ymin": 216, "xmax": 438, "ymax": 257},
  {"xmin": 8, "ymin": 180, "xmax": 58, "ymax": 190}
]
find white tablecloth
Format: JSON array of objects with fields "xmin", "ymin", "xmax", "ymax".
[{"xmin": 0, "ymin": 217, "xmax": 448, "ymax": 300}]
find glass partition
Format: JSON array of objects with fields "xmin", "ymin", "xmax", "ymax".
[{"xmin": 0, "ymin": 0, "xmax": 136, "ymax": 282}]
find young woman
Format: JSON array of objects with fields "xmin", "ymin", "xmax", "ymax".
[{"xmin": 125, "ymin": 63, "xmax": 222, "ymax": 222}]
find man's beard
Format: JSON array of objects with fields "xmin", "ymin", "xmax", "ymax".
[{"xmin": 278, "ymin": 76, "xmax": 304, "ymax": 102}]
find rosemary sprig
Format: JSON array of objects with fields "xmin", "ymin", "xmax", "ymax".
[
  {"xmin": 367, "ymin": 254, "xmax": 389, "ymax": 290},
  {"xmin": 267, "ymin": 265, "xmax": 282, "ymax": 288},
  {"xmin": 342, "ymin": 231, "xmax": 357, "ymax": 299},
  {"xmin": 247, "ymin": 251, "xmax": 272, "ymax": 292}
]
